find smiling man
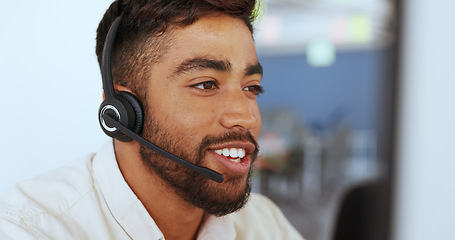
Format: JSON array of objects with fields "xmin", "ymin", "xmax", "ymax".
[{"xmin": 0, "ymin": 0, "xmax": 304, "ymax": 239}]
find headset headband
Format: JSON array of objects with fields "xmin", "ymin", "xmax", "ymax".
[{"xmin": 101, "ymin": 15, "xmax": 123, "ymax": 98}]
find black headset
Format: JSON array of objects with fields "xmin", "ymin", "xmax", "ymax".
[
  {"xmin": 98, "ymin": 16, "xmax": 143, "ymax": 142},
  {"xmin": 98, "ymin": 15, "xmax": 224, "ymax": 183}
]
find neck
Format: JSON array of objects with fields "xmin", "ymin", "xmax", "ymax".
[{"xmin": 114, "ymin": 140, "xmax": 206, "ymax": 240}]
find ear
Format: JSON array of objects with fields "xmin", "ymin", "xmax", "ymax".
[
  {"xmin": 102, "ymin": 84, "xmax": 135, "ymax": 100},
  {"xmin": 114, "ymin": 84, "xmax": 134, "ymax": 93}
]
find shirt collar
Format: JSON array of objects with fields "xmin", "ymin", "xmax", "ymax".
[
  {"xmin": 197, "ymin": 214, "xmax": 236, "ymax": 240},
  {"xmin": 92, "ymin": 140, "xmax": 164, "ymax": 240}
]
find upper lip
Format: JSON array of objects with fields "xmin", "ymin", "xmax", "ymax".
[{"xmin": 208, "ymin": 141, "xmax": 256, "ymax": 154}]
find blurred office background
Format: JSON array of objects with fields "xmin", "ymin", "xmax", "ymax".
[
  {"xmin": 1, "ymin": 0, "xmax": 454, "ymax": 240},
  {"xmin": 252, "ymin": 0, "xmax": 393, "ymax": 239}
]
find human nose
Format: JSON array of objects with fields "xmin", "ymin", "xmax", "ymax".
[{"xmin": 219, "ymin": 90, "xmax": 258, "ymax": 131}]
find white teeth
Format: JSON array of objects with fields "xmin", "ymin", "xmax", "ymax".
[
  {"xmin": 222, "ymin": 148, "xmax": 230, "ymax": 157},
  {"xmin": 238, "ymin": 149, "xmax": 246, "ymax": 158},
  {"xmin": 215, "ymin": 148, "xmax": 246, "ymax": 161},
  {"xmin": 230, "ymin": 148, "xmax": 238, "ymax": 158}
]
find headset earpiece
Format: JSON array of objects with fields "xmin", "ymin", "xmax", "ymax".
[
  {"xmin": 116, "ymin": 91, "xmax": 144, "ymax": 138},
  {"xmin": 98, "ymin": 91, "xmax": 143, "ymax": 142}
]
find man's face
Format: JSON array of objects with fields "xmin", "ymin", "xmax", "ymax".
[{"xmin": 140, "ymin": 14, "xmax": 262, "ymax": 216}]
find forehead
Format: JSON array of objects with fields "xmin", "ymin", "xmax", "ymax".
[{"xmin": 155, "ymin": 14, "xmax": 258, "ymax": 74}]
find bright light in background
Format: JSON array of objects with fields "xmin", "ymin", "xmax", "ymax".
[
  {"xmin": 306, "ymin": 38, "xmax": 336, "ymax": 67},
  {"xmin": 348, "ymin": 14, "xmax": 373, "ymax": 44},
  {"xmin": 331, "ymin": 14, "xmax": 373, "ymax": 45},
  {"xmin": 253, "ymin": 0, "xmax": 267, "ymax": 24},
  {"xmin": 254, "ymin": 0, "xmax": 391, "ymax": 54},
  {"xmin": 256, "ymin": 15, "xmax": 283, "ymax": 45}
]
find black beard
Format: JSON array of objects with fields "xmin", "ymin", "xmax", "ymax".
[{"xmin": 139, "ymin": 118, "xmax": 259, "ymax": 216}]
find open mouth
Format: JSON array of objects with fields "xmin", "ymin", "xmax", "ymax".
[
  {"xmin": 207, "ymin": 141, "xmax": 256, "ymax": 176},
  {"xmin": 214, "ymin": 148, "xmax": 246, "ymax": 163}
]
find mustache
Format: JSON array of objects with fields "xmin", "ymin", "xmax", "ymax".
[{"xmin": 199, "ymin": 131, "xmax": 259, "ymax": 158}]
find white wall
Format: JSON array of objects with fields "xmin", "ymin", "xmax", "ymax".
[
  {"xmin": 394, "ymin": 0, "xmax": 455, "ymax": 239},
  {"xmin": 0, "ymin": 1, "xmax": 113, "ymax": 193}
]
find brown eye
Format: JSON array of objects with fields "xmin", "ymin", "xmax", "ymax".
[
  {"xmin": 243, "ymin": 85, "xmax": 264, "ymax": 96},
  {"xmin": 194, "ymin": 81, "xmax": 217, "ymax": 90}
]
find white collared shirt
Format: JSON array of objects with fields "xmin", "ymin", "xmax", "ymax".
[{"xmin": 0, "ymin": 141, "xmax": 304, "ymax": 240}]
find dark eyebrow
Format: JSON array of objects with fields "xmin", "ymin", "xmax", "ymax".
[
  {"xmin": 245, "ymin": 62, "xmax": 263, "ymax": 76},
  {"xmin": 173, "ymin": 57, "xmax": 232, "ymax": 76}
]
